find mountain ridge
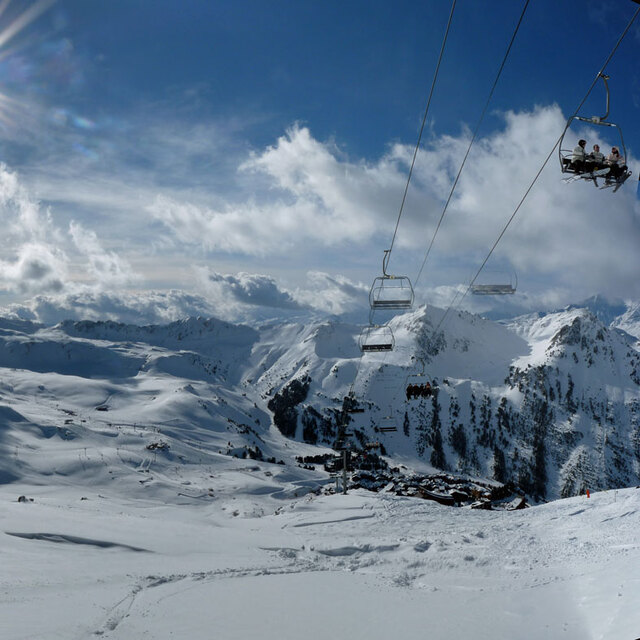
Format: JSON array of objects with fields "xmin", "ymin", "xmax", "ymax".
[{"xmin": 0, "ymin": 298, "xmax": 638, "ymax": 502}]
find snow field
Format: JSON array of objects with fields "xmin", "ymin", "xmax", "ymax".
[{"xmin": 1, "ymin": 482, "xmax": 639, "ymax": 639}]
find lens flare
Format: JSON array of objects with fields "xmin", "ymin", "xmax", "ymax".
[
  {"xmin": 0, "ymin": 0, "xmax": 56, "ymax": 129},
  {"xmin": 0, "ymin": 0, "xmax": 56, "ymax": 50}
]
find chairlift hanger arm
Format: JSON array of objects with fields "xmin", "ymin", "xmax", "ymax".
[
  {"xmin": 382, "ymin": 249, "xmax": 391, "ymax": 277},
  {"xmin": 598, "ymin": 73, "xmax": 610, "ymax": 122}
]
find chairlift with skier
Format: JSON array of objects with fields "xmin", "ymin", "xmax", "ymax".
[
  {"xmin": 405, "ymin": 373, "xmax": 436, "ymax": 401},
  {"xmin": 559, "ymin": 74, "xmax": 632, "ymax": 191}
]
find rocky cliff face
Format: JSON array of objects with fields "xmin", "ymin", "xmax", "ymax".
[{"xmin": 257, "ymin": 306, "xmax": 640, "ymax": 500}]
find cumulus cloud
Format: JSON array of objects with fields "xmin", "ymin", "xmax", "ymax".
[
  {"xmin": 192, "ymin": 268, "xmax": 372, "ymax": 323},
  {"xmin": 0, "ymin": 242, "xmax": 67, "ymax": 294},
  {"xmin": 1, "ymin": 271, "xmax": 359, "ymax": 326},
  {"xmin": 0, "ymin": 164, "xmax": 70, "ymax": 294},
  {"xmin": 445, "ymin": 106, "xmax": 640, "ymax": 299},
  {"xmin": 147, "ymin": 124, "xmax": 419, "ymax": 256},
  {"xmin": 1, "ymin": 270, "xmax": 363, "ymax": 326},
  {"xmin": 1, "ymin": 289, "xmax": 217, "ymax": 326},
  {"xmin": 0, "ymin": 165, "xmax": 137, "ymax": 298},
  {"xmin": 0, "ymin": 164, "xmax": 61, "ymax": 243},
  {"xmin": 292, "ymin": 271, "xmax": 369, "ymax": 316},
  {"xmin": 199, "ymin": 271, "xmax": 303, "ymax": 310},
  {"xmin": 7, "ymin": 102, "xmax": 640, "ymax": 314},
  {"xmin": 147, "ymin": 113, "xmax": 640, "ymax": 306},
  {"xmin": 381, "ymin": 106, "xmax": 640, "ymax": 306},
  {"xmin": 69, "ymin": 221, "xmax": 135, "ymax": 288}
]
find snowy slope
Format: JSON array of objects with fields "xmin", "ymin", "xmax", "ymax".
[
  {"xmin": 249, "ymin": 305, "xmax": 640, "ymax": 500},
  {"xmin": 1, "ymin": 482, "xmax": 639, "ymax": 639},
  {"xmin": 1, "ymin": 303, "xmax": 640, "ymax": 638},
  {"xmin": 611, "ymin": 300, "xmax": 640, "ymax": 342},
  {"xmin": 1, "ymin": 302, "xmax": 639, "ymax": 505}
]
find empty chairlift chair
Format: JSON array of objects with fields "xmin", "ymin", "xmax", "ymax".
[
  {"xmin": 369, "ymin": 275, "xmax": 415, "ymax": 310},
  {"xmin": 369, "ymin": 249, "xmax": 415, "ymax": 311},
  {"xmin": 377, "ymin": 415, "xmax": 397, "ymax": 433},
  {"xmin": 359, "ymin": 324, "xmax": 395, "ymax": 353},
  {"xmin": 470, "ymin": 272, "xmax": 517, "ymax": 296}
]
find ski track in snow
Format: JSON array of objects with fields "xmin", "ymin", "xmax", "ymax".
[
  {"xmin": 1, "ymin": 308, "xmax": 640, "ymax": 637},
  {"xmin": 2, "ymin": 482, "xmax": 640, "ymax": 639}
]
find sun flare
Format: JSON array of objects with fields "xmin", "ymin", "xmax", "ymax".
[{"xmin": 0, "ymin": 0, "xmax": 56, "ymax": 129}]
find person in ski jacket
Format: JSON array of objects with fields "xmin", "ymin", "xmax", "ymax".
[
  {"xmin": 588, "ymin": 144, "xmax": 605, "ymax": 171},
  {"xmin": 571, "ymin": 139, "xmax": 587, "ymax": 172},
  {"xmin": 606, "ymin": 147, "xmax": 627, "ymax": 179}
]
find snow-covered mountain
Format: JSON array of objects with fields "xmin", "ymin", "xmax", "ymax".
[
  {"xmin": 1, "ymin": 299, "xmax": 639, "ymax": 502},
  {"xmin": 255, "ymin": 304, "xmax": 640, "ymax": 500}
]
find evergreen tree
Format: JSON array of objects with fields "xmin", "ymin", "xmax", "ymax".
[
  {"xmin": 469, "ymin": 392, "xmax": 476, "ymax": 431},
  {"xmin": 449, "ymin": 423, "xmax": 467, "ymax": 459},
  {"xmin": 493, "ymin": 445, "xmax": 506, "ymax": 483},
  {"xmin": 429, "ymin": 388, "xmax": 446, "ymax": 469}
]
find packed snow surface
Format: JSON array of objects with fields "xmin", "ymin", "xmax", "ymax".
[
  {"xmin": 2, "ymin": 480, "xmax": 639, "ymax": 639},
  {"xmin": 1, "ymin": 306, "xmax": 639, "ymax": 638}
]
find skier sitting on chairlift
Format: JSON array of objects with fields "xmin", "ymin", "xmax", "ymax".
[
  {"xmin": 571, "ymin": 139, "xmax": 587, "ymax": 173},
  {"xmin": 406, "ymin": 382, "xmax": 433, "ymax": 400},
  {"xmin": 589, "ymin": 144, "xmax": 605, "ymax": 171},
  {"xmin": 606, "ymin": 146, "xmax": 628, "ymax": 180}
]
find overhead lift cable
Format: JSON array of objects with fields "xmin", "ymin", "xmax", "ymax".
[
  {"xmin": 425, "ymin": 3, "xmax": 640, "ymax": 346},
  {"xmin": 383, "ymin": 0, "xmax": 456, "ymax": 274},
  {"xmin": 387, "ymin": 0, "xmax": 530, "ymax": 407},
  {"xmin": 414, "ymin": 0, "xmax": 530, "ymax": 289},
  {"xmin": 335, "ymin": 2, "xmax": 458, "ymax": 491}
]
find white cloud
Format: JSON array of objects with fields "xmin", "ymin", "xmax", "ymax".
[
  {"xmin": 0, "ymin": 165, "xmax": 137, "ymax": 298},
  {"xmin": 147, "ymin": 112, "xmax": 640, "ymax": 304},
  {"xmin": 1, "ymin": 289, "xmax": 217, "ymax": 326},
  {"xmin": 0, "ymin": 241, "xmax": 68, "ymax": 294},
  {"xmin": 292, "ymin": 271, "xmax": 368, "ymax": 316},
  {"xmin": 147, "ymin": 124, "xmax": 418, "ymax": 256},
  {"xmin": 191, "ymin": 268, "xmax": 374, "ymax": 323},
  {"xmin": 198, "ymin": 271, "xmax": 302, "ymax": 310},
  {"xmin": 69, "ymin": 221, "xmax": 136, "ymax": 288},
  {"xmin": 0, "ymin": 164, "xmax": 61, "ymax": 243},
  {"xmin": 0, "ymin": 164, "xmax": 70, "ymax": 294},
  {"xmin": 5, "ymin": 101, "xmax": 639, "ymax": 312},
  {"xmin": 0, "ymin": 269, "xmax": 372, "ymax": 326}
]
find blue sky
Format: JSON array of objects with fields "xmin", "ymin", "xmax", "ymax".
[{"xmin": 0, "ymin": 0, "xmax": 639, "ymax": 323}]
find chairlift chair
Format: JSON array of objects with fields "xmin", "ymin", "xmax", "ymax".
[
  {"xmin": 470, "ymin": 272, "xmax": 517, "ymax": 296},
  {"xmin": 369, "ymin": 276, "xmax": 415, "ymax": 310},
  {"xmin": 559, "ymin": 74, "xmax": 632, "ymax": 191},
  {"xmin": 376, "ymin": 415, "xmax": 398, "ymax": 433},
  {"xmin": 359, "ymin": 324, "xmax": 395, "ymax": 353},
  {"xmin": 369, "ymin": 250, "xmax": 415, "ymax": 310},
  {"xmin": 341, "ymin": 394, "xmax": 365, "ymax": 413},
  {"xmin": 404, "ymin": 373, "xmax": 435, "ymax": 400}
]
